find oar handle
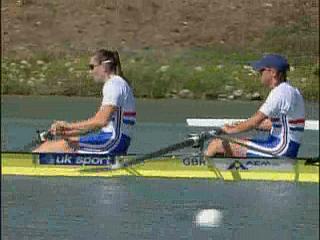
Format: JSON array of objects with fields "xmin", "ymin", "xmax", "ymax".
[
  {"xmin": 201, "ymin": 127, "xmax": 223, "ymax": 141},
  {"xmin": 37, "ymin": 130, "xmax": 54, "ymax": 143}
]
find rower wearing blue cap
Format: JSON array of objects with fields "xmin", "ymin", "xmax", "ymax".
[
  {"xmin": 206, "ymin": 54, "xmax": 305, "ymax": 158},
  {"xmin": 251, "ymin": 54, "xmax": 290, "ymax": 73}
]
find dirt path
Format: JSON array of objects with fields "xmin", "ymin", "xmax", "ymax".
[{"xmin": 2, "ymin": 0, "xmax": 319, "ymax": 57}]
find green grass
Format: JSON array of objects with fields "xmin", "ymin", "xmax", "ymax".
[
  {"xmin": 2, "ymin": 47, "xmax": 318, "ymax": 100},
  {"xmin": 2, "ymin": 1, "xmax": 319, "ymax": 100}
]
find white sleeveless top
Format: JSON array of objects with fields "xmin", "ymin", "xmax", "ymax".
[{"xmin": 101, "ymin": 75, "xmax": 136, "ymax": 138}]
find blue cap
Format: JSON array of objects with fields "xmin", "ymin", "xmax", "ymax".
[{"xmin": 251, "ymin": 54, "xmax": 289, "ymax": 72}]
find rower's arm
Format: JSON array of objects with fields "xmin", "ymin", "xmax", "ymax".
[
  {"xmin": 64, "ymin": 105, "xmax": 117, "ymax": 134},
  {"xmin": 256, "ymin": 118, "xmax": 272, "ymax": 131},
  {"xmin": 223, "ymin": 111, "xmax": 268, "ymax": 134}
]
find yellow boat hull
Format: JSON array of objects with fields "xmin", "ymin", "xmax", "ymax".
[{"xmin": 1, "ymin": 153, "xmax": 319, "ymax": 183}]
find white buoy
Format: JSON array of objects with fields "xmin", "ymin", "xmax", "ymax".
[{"xmin": 195, "ymin": 209, "xmax": 223, "ymax": 227}]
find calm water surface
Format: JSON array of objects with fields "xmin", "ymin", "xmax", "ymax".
[
  {"xmin": 2, "ymin": 96, "xmax": 319, "ymax": 240},
  {"xmin": 2, "ymin": 96, "xmax": 319, "ymax": 155},
  {"xmin": 2, "ymin": 177, "xmax": 319, "ymax": 240}
]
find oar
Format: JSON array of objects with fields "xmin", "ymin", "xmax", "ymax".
[
  {"xmin": 123, "ymin": 128, "xmax": 318, "ymax": 168},
  {"xmin": 123, "ymin": 128, "xmax": 222, "ymax": 167}
]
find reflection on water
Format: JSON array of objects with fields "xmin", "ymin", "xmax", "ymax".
[{"xmin": 2, "ymin": 177, "xmax": 319, "ymax": 240}]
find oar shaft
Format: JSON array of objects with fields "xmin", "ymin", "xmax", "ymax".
[
  {"xmin": 124, "ymin": 137, "xmax": 198, "ymax": 167},
  {"xmin": 124, "ymin": 128, "xmax": 224, "ymax": 167}
]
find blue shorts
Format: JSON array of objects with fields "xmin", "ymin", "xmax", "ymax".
[
  {"xmin": 77, "ymin": 131, "xmax": 131, "ymax": 155},
  {"xmin": 246, "ymin": 135, "xmax": 300, "ymax": 158}
]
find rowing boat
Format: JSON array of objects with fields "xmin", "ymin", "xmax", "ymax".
[
  {"xmin": 2, "ymin": 153, "xmax": 319, "ymax": 183},
  {"xmin": 3, "ymin": 121, "xmax": 318, "ymax": 183}
]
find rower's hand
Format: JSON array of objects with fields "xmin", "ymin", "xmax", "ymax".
[
  {"xmin": 222, "ymin": 124, "xmax": 238, "ymax": 134},
  {"xmin": 50, "ymin": 121, "xmax": 71, "ymax": 135}
]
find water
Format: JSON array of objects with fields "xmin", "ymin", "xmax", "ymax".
[
  {"xmin": 2, "ymin": 96, "xmax": 319, "ymax": 240},
  {"xmin": 1, "ymin": 96, "xmax": 319, "ymax": 155},
  {"xmin": 2, "ymin": 177, "xmax": 319, "ymax": 240}
]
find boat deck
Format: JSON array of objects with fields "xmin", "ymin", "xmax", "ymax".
[{"xmin": 2, "ymin": 153, "xmax": 319, "ymax": 183}]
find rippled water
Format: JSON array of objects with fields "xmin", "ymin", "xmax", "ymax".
[{"xmin": 2, "ymin": 177, "xmax": 319, "ymax": 240}]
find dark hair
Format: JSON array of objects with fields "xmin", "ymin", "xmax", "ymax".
[
  {"xmin": 277, "ymin": 71, "xmax": 287, "ymax": 82},
  {"xmin": 94, "ymin": 49, "xmax": 123, "ymax": 76}
]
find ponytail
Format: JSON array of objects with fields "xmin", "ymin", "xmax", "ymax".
[
  {"xmin": 113, "ymin": 50, "xmax": 131, "ymax": 86},
  {"xmin": 112, "ymin": 50, "xmax": 123, "ymax": 77}
]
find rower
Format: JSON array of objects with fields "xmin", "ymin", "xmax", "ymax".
[
  {"xmin": 33, "ymin": 49, "xmax": 136, "ymax": 155},
  {"xmin": 205, "ymin": 54, "xmax": 305, "ymax": 158}
]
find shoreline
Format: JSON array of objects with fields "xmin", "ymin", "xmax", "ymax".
[{"xmin": 3, "ymin": 94, "xmax": 320, "ymax": 106}]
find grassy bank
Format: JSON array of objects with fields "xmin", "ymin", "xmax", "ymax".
[
  {"xmin": 2, "ymin": 48, "xmax": 319, "ymax": 101},
  {"xmin": 2, "ymin": 1, "xmax": 319, "ymax": 164},
  {"xmin": 3, "ymin": 3, "xmax": 319, "ymax": 101}
]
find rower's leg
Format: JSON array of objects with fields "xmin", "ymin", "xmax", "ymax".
[
  {"xmin": 32, "ymin": 139, "xmax": 75, "ymax": 153},
  {"xmin": 205, "ymin": 139, "xmax": 247, "ymax": 157}
]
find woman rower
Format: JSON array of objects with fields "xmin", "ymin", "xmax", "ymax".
[
  {"xmin": 206, "ymin": 54, "xmax": 305, "ymax": 158},
  {"xmin": 33, "ymin": 49, "xmax": 136, "ymax": 155}
]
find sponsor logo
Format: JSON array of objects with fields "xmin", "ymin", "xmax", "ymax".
[
  {"xmin": 246, "ymin": 160, "xmax": 271, "ymax": 168},
  {"xmin": 227, "ymin": 160, "xmax": 248, "ymax": 170},
  {"xmin": 227, "ymin": 159, "xmax": 273, "ymax": 170},
  {"xmin": 40, "ymin": 153, "xmax": 114, "ymax": 166},
  {"xmin": 55, "ymin": 155, "xmax": 72, "ymax": 164},
  {"xmin": 74, "ymin": 156, "xmax": 113, "ymax": 165},
  {"xmin": 178, "ymin": 156, "xmax": 280, "ymax": 170}
]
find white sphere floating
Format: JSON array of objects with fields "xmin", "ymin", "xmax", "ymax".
[{"xmin": 195, "ymin": 209, "xmax": 223, "ymax": 228}]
